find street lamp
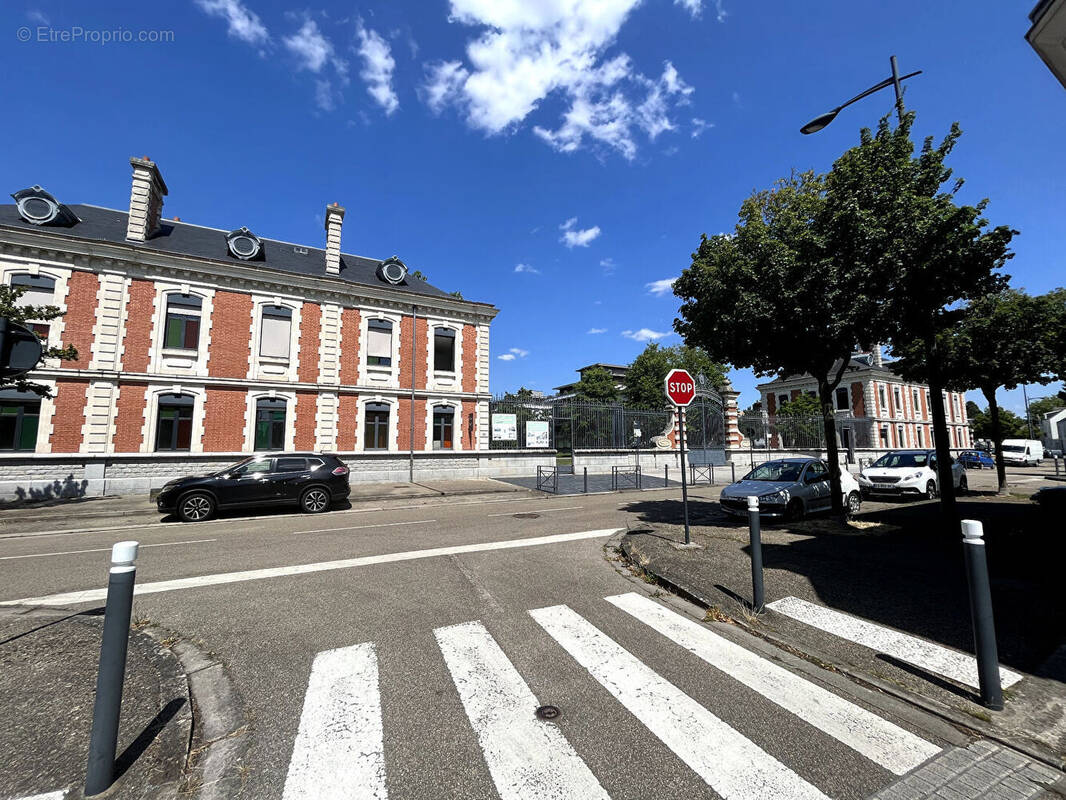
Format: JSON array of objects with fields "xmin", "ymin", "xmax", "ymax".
[{"xmin": 801, "ymin": 55, "xmax": 921, "ymax": 133}]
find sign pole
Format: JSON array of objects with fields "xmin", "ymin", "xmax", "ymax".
[{"xmin": 679, "ymin": 406, "xmax": 691, "ymax": 545}]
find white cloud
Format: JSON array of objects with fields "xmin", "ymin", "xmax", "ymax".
[
  {"xmin": 423, "ymin": 0, "xmax": 697, "ymax": 159},
  {"xmin": 587, "ymin": 327, "xmax": 607, "ymax": 334},
  {"xmin": 357, "ymin": 24, "xmax": 399, "ymax": 115},
  {"xmin": 284, "ymin": 19, "xmax": 337, "ymax": 72},
  {"xmin": 691, "ymin": 117, "xmax": 714, "ymax": 138},
  {"xmin": 195, "ymin": 0, "xmax": 269, "ymax": 45},
  {"xmin": 622, "ymin": 328, "xmax": 670, "ymax": 342},
  {"xmin": 560, "ymin": 217, "xmax": 601, "ymax": 248},
  {"xmin": 646, "ymin": 277, "xmax": 678, "ymax": 296},
  {"xmin": 314, "ymin": 80, "xmax": 337, "ymax": 112},
  {"xmin": 498, "ymin": 353, "xmax": 516, "ymax": 361},
  {"xmin": 509, "ymin": 347, "xmax": 529, "ymax": 357},
  {"xmin": 675, "ymin": 0, "xmax": 727, "ymax": 21},
  {"xmin": 514, "ymin": 263, "xmax": 540, "ymax": 274}
]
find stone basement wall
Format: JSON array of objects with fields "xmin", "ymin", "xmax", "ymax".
[{"xmin": 0, "ymin": 450, "xmax": 555, "ymax": 501}]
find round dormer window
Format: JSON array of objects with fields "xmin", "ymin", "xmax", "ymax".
[
  {"xmin": 226, "ymin": 227, "xmax": 262, "ymax": 260},
  {"xmin": 378, "ymin": 256, "xmax": 407, "ymax": 285},
  {"xmin": 16, "ymin": 195, "xmax": 59, "ymax": 225}
]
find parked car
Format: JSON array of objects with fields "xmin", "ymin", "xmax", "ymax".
[
  {"xmin": 156, "ymin": 453, "xmax": 351, "ymax": 522},
  {"xmin": 719, "ymin": 458, "xmax": 861, "ymax": 520},
  {"xmin": 1000, "ymin": 439, "xmax": 1044, "ymax": 466},
  {"xmin": 958, "ymin": 450, "xmax": 995, "ymax": 470},
  {"xmin": 858, "ymin": 449, "xmax": 966, "ymax": 500}
]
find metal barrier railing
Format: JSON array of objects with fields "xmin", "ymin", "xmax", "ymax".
[
  {"xmin": 690, "ymin": 464, "xmax": 716, "ymax": 485},
  {"xmin": 536, "ymin": 465, "xmax": 558, "ymax": 493},
  {"xmin": 611, "ymin": 465, "xmax": 641, "ymax": 491}
]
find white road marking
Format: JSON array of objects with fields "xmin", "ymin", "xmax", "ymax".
[
  {"xmin": 282, "ymin": 643, "xmax": 387, "ymax": 800},
  {"xmin": 766, "ymin": 596, "xmax": 1023, "ymax": 689},
  {"xmin": 9, "ymin": 791, "xmax": 67, "ymax": 800},
  {"xmin": 292, "ymin": 520, "xmax": 436, "ymax": 535},
  {"xmin": 486, "ymin": 506, "xmax": 583, "ymax": 517},
  {"xmin": 0, "ymin": 539, "xmax": 216, "ymax": 561},
  {"xmin": 530, "ymin": 604, "xmax": 829, "ymax": 800},
  {"xmin": 0, "ymin": 528, "xmax": 619, "ymax": 606},
  {"xmin": 607, "ymin": 592, "xmax": 940, "ymax": 775},
  {"xmin": 434, "ymin": 621, "xmax": 610, "ymax": 800}
]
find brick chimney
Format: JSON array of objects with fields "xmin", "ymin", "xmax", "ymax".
[
  {"xmin": 324, "ymin": 202, "xmax": 345, "ymax": 275},
  {"xmin": 125, "ymin": 156, "xmax": 168, "ymax": 242}
]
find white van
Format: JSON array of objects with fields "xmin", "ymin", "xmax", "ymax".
[{"xmin": 1000, "ymin": 439, "xmax": 1043, "ymax": 466}]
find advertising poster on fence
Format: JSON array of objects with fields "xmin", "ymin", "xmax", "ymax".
[
  {"xmin": 526, "ymin": 420, "xmax": 550, "ymax": 448},
  {"xmin": 491, "ymin": 413, "xmax": 517, "ymax": 441}
]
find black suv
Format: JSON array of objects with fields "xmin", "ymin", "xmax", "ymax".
[{"xmin": 156, "ymin": 453, "xmax": 351, "ymax": 522}]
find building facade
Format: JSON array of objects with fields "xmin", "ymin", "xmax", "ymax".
[
  {"xmin": 0, "ymin": 158, "xmax": 544, "ymax": 499},
  {"xmin": 757, "ymin": 350, "xmax": 972, "ymax": 452}
]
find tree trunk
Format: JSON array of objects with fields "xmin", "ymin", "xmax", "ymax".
[
  {"xmin": 983, "ymin": 386, "xmax": 1009, "ymax": 494},
  {"xmin": 925, "ymin": 340, "xmax": 959, "ymax": 532},
  {"xmin": 817, "ymin": 377, "xmax": 845, "ymax": 517}
]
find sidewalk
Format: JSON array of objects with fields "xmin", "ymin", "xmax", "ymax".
[
  {"xmin": 618, "ymin": 489, "xmax": 1066, "ymax": 775},
  {"xmin": 0, "ymin": 607, "xmax": 191, "ymax": 799}
]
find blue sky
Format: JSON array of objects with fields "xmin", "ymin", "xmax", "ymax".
[{"xmin": 2, "ymin": 0, "xmax": 1063, "ymax": 416}]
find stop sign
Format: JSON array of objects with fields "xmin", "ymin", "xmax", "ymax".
[{"xmin": 664, "ymin": 368, "xmax": 696, "ymax": 407}]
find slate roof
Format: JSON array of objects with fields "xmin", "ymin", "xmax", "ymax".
[
  {"xmin": 761, "ymin": 356, "xmax": 897, "ymax": 385},
  {"xmin": 0, "ymin": 203, "xmax": 463, "ymax": 302}
]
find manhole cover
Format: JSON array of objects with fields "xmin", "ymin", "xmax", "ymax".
[
  {"xmin": 514, "ymin": 512, "xmax": 541, "ymax": 519},
  {"xmin": 535, "ymin": 705, "xmax": 561, "ymax": 720}
]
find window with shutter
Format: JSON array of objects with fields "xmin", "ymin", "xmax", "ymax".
[
  {"xmin": 367, "ymin": 319, "xmax": 392, "ymax": 367},
  {"xmin": 260, "ymin": 306, "xmax": 292, "ymax": 359},
  {"xmin": 10, "ymin": 274, "xmax": 55, "ymax": 340}
]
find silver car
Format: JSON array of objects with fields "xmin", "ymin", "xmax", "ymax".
[{"xmin": 719, "ymin": 458, "xmax": 862, "ymax": 519}]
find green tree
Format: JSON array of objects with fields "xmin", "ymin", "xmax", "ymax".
[
  {"xmin": 892, "ymin": 290, "xmax": 1056, "ymax": 493},
  {"xmin": 0, "ymin": 284, "xmax": 77, "ymax": 397},
  {"xmin": 775, "ymin": 393, "xmax": 824, "ymax": 448},
  {"xmin": 503, "ymin": 387, "xmax": 537, "ymax": 402},
  {"xmin": 674, "ymin": 171, "xmax": 879, "ymax": 517},
  {"xmin": 970, "ymin": 407, "xmax": 1026, "ymax": 442},
  {"xmin": 622, "ymin": 343, "xmax": 726, "ymax": 409},
  {"xmin": 965, "ymin": 400, "xmax": 981, "ymax": 420},
  {"xmin": 573, "ymin": 366, "xmax": 620, "ymax": 403},
  {"xmin": 823, "ymin": 112, "xmax": 1015, "ymax": 522}
]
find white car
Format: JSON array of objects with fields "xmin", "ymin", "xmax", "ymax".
[
  {"xmin": 858, "ymin": 449, "xmax": 966, "ymax": 500},
  {"xmin": 1000, "ymin": 439, "xmax": 1043, "ymax": 466}
]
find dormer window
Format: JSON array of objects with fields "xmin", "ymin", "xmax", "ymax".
[
  {"xmin": 12, "ymin": 186, "xmax": 79, "ymax": 227},
  {"xmin": 226, "ymin": 227, "xmax": 263, "ymax": 260},
  {"xmin": 377, "ymin": 256, "xmax": 407, "ymax": 285}
]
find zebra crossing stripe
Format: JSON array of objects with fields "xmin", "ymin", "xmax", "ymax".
[
  {"xmin": 282, "ymin": 643, "xmax": 387, "ymax": 800},
  {"xmin": 434, "ymin": 621, "xmax": 611, "ymax": 800},
  {"xmin": 766, "ymin": 596, "xmax": 1023, "ymax": 690},
  {"xmin": 606, "ymin": 592, "xmax": 941, "ymax": 775},
  {"xmin": 530, "ymin": 604, "xmax": 829, "ymax": 800}
]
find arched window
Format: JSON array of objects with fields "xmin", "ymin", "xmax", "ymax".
[
  {"xmin": 364, "ymin": 402, "xmax": 390, "ymax": 450},
  {"xmin": 156, "ymin": 393, "xmax": 194, "ymax": 451},
  {"xmin": 163, "ymin": 294, "xmax": 203, "ymax": 351},
  {"xmin": 0, "ymin": 389, "xmax": 40, "ymax": 451},
  {"xmin": 10, "ymin": 274, "xmax": 56, "ymax": 339},
  {"xmin": 367, "ymin": 319, "xmax": 392, "ymax": 367},
  {"xmin": 432, "ymin": 405, "xmax": 454, "ymax": 450},
  {"xmin": 433, "ymin": 327, "xmax": 456, "ymax": 373},
  {"xmin": 260, "ymin": 306, "xmax": 293, "ymax": 359},
  {"xmin": 254, "ymin": 397, "xmax": 287, "ymax": 451}
]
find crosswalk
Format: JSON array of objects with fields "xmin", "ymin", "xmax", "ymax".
[{"xmin": 280, "ymin": 593, "xmax": 945, "ymax": 800}]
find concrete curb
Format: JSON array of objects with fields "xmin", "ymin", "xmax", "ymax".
[
  {"xmin": 616, "ymin": 533, "xmax": 1066, "ymax": 773},
  {"xmin": 163, "ymin": 636, "xmax": 250, "ymax": 800}
]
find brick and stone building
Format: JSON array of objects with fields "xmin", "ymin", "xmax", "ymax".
[
  {"xmin": 756, "ymin": 350, "xmax": 972, "ymax": 453},
  {"xmin": 0, "ymin": 158, "xmax": 545, "ymax": 498}
]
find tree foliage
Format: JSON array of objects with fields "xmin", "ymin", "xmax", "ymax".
[
  {"xmin": 776, "ymin": 393, "xmax": 821, "ymax": 417},
  {"xmin": 0, "ymin": 284, "xmax": 77, "ymax": 398},
  {"xmin": 970, "ymin": 406, "xmax": 1026, "ymax": 442},
  {"xmin": 622, "ymin": 343, "xmax": 725, "ymax": 409},
  {"xmin": 573, "ymin": 366, "xmax": 620, "ymax": 403}
]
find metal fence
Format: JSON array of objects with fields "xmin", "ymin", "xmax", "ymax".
[
  {"xmin": 488, "ymin": 396, "xmax": 724, "ymax": 453},
  {"xmin": 738, "ymin": 414, "xmax": 878, "ymax": 451}
]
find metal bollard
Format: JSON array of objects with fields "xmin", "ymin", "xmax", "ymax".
[
  {"xmin": 583, "ymin": 467, "xmax": 588, "ymax": 493},
  {"xmin": 85, "ymin": 541, "xmax": 140, "ymax": 796},
  {"xmin": 961, "ymin": 520, "xmax": 1004, "ymax": 710},
  {"xmin": 730, "ymin": 462, "xmax": 736, "ymax": 483},
  {"xmin": 665, "ymin": 465, "xmax": 669, "ymax": 487},
  {"xmin": 710, "ymin": 464, "xmax": 715, "ymax": 485},
  {"xmin": 747, "ymin": 497, "xmax": 764, "ymax": 612}
]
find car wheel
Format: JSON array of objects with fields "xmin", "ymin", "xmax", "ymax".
[
  {"xmin": 846, "ymin": 491, "xmax": 861, "ymax": 515},
  {"xmin": 925, "ymin": 480, "xmax": 938, "ymax": 500},
  {"xmin": 300, "ymin": 486, "xmax": 331, "ymax": 514},
  {"xmin": 786, "ymin": 499, "xmax": 804, "ymax": 521},
  {"xmin": 178, "ymin": 492, "xmax": 215, "ymax": 522},
  {"xmin": 959, "ymin": 476, "xmax": 968, "ymax": 494}
]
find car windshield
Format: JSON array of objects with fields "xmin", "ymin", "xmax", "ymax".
[
  {"xmin": 1002, "ymin": 445, "xmax": 1025, "ymax": 453},
  {"xmin": 742, "ymin": 462, "xmax": 805, "ymax": 482},
  {"xmin": 872, "ymin": 452, "xmax": 928, "ymax": 468},
  {"xmin": 214, "ymin": 457, "xmax": 255, "ymax": 476}
]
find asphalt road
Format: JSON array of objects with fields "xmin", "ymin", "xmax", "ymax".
[{"xmin": 0, "ymin": 486, "xmax": 994, "ymax": 799}]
